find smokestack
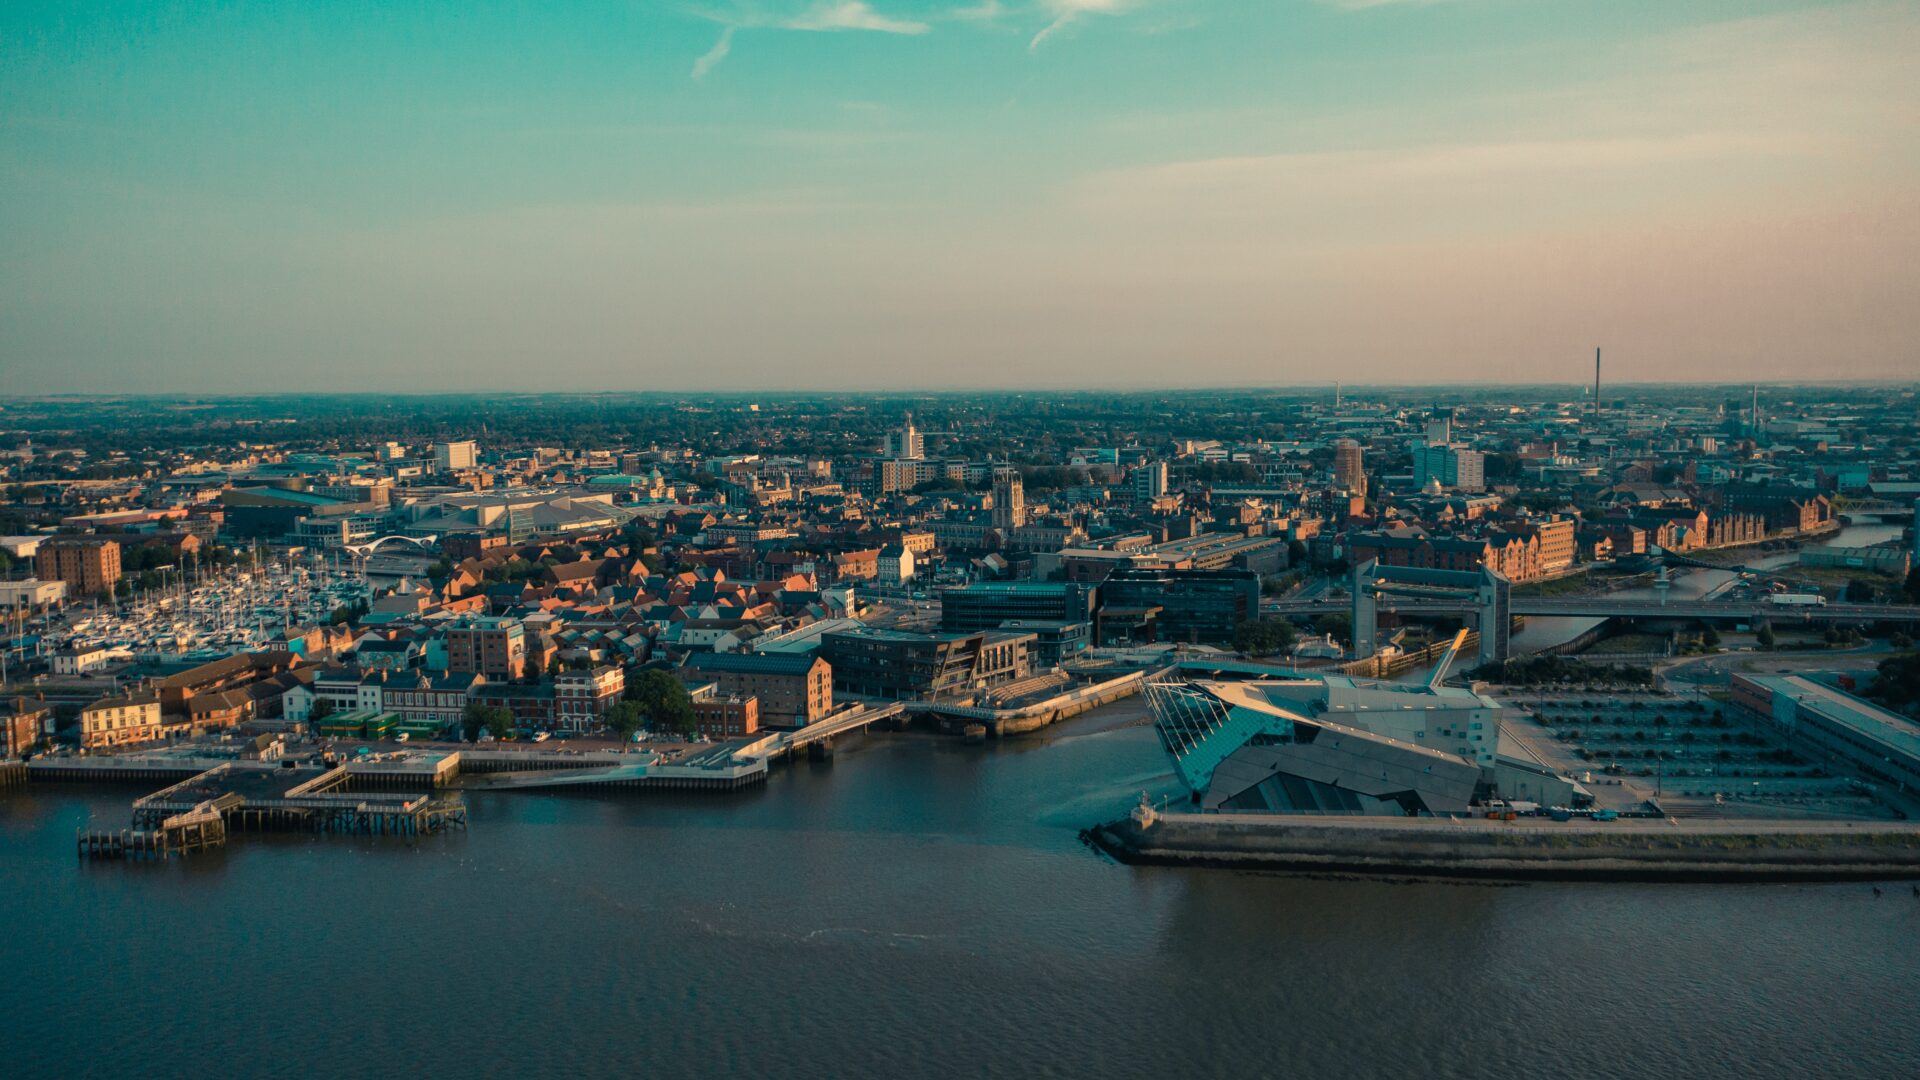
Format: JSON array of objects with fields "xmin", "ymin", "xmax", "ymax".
[{"xmin": 1593, "ymin": 347, "xmax": 1601, "ymax": 417}]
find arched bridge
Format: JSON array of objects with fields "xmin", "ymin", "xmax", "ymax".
[{"xmin": 343, "ymin": 534, "xmax": 438, "ymax": 556}]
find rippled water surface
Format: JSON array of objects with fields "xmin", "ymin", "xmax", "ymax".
[{"xmin": 5, "ymin": 701, "xmax": 1917, "ymax": 1080}]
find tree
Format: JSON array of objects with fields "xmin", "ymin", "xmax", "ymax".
[
  {"xmin": 1756, "ymin": 624, "xmax": 1776, "ymax": 650},
  {"xmin": 309, "ymin": 698, "xmax": 335, "ymax": 723},
  {"xmin": 1904, "ymin": 568, "xmax": 1920, "ymax": 605},
  {"xmin": 1313, "ymin": 613, "xmax": 1353, "ymax": 644},
  {"xmin": 1232, "ymin": 617, "xmax": 1297, "ymax": 657},
  {"xmin": 463, "ymin": 702, "xmax": 513, "ymax": 741},
  {"xmin": 1700, "ymin": 625, "xmax": 1721, "ymax": 650},
  {"xmin": 1844, "ymin": 578, "xmax": 1876, "ymax": 603},
  {"xmin": 1868, "ymin": 653, "xmax": 1920, "ymax": 708},
  {"xmin": 606, "ymin": 700, "xmax": 646, "ymax": 740},
  {"xmin": 629, "ymin": 669, "xmax": 697, "ymax": 737}
]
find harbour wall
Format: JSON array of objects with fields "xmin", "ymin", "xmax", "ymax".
[{"xmin": 1089, "ymin": 811, "xmax": 1920, "ymax": 883}]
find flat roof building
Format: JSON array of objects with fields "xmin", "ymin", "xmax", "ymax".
[
  {"xmin": 818, "ymin": 627, "xmax": 1033, "ymax": 701},
  {"xmin": 939, "ymin": 582, "xmax": 1097, "ymax": 634},
  {"xmin": 1732, "ymin": 674, "xmax": 1920, "ymax": 795},
  {"xmin": 446, "ymin": 617, "xmax": 527, "ymax": 680},
  {"xmin": 35, "ymin": 537, "xmax": 122, "ymax": 596},
  {"xmin": 0, "ymin": 578, "xmax": 66, "ymax": 610}
]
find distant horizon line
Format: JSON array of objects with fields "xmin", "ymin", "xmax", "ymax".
[{"xmin": 5, "ymin": 378, "xmax": 1918, "ymax": 402}]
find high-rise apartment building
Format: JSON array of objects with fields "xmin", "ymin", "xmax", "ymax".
[
  {"xmin": 1132, "ymin": 460, "xmax": 1169, "ymax": 502},
  {"xmin": 1332, "ymin": 439, "xmax": 1366, "ymax": 495},
  {"xmin": 883, "ymin": 415, "xmax": 924, "ymax": 460},
  {"xmin": 1413, "ymin": 445, "xmax": 1486, "ymax": 492}
]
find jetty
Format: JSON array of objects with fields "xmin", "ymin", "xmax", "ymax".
[
  {"xmin": 79, "ymin": 798, "xmax": 228, "ymax": 860},
  {"xmin": 63, "ymin": 759, "xmax": 468, "ymax": 860}
]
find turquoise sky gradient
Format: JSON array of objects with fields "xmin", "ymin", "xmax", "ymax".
[{"xmin": 3, "ymin": 1, "xmax": 1915, "ymax": 392}]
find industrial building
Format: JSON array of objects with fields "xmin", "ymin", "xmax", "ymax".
[{"xmin": 1732, "ymin": 674, "xmax": 1920, "ymax": 795}]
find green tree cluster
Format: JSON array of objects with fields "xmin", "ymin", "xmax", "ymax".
[
  {"xmin": 463, "ymin": 702, "xmax": 514, "ymax": 741},
  {"xmin": 1232, "ymin": 618, "xmax": 1297, "ymax": 657},
  {"xmin": 627, "ymin": 669, "xmax": 697, "ymax": 737}
]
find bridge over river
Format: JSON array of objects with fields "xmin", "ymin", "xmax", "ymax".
[{"xmin": 1263, "ymin": 595, "xmax": 1920, "ymax": 623}]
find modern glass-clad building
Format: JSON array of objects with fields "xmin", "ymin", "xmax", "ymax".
[
  {"xmin": 938, "ymin": 582, "xmax": 1097, "ymax": 633},
  {"xmin": 1146, "ymin": 673, "xmax": 1512, "ymax": 815},
  {"xmin": 1098, "ymin": 568, "xmax": 1261, "ymax": 645}
]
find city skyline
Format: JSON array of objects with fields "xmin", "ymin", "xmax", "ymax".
[{"xmin": 4, "ymin": 0, "xmax": 1917, "ymax": 393}]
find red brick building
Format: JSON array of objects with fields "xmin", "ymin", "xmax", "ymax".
[
  {"xmin": 693, "ymin": 695, "xmax": 759, "ymax": 739},
  {"xmin": 35, "ymin": 537, "xmax": 122, "ymax": 596}
]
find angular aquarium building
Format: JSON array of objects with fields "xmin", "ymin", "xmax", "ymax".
[{"xmin": 1146, "ymin": 668, "xmax": 1514, "ymax": 816}]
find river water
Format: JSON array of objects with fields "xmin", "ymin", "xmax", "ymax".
[{"xmin": 5, "ymin": 698, "xmax": 1919, "ymax": 1080}]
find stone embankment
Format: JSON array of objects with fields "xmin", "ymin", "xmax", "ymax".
[{"xmin": 1088, "ymin": 809, "xmax": 1920, "ymax": 882}]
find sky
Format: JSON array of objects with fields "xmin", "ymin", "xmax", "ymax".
[{"xmin": 1, "ymin": 0, "xmax": 1915, "ymax": 394}]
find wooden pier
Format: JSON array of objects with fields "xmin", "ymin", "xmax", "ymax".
[
  {"xmin": 0, "ymin": 760, "xmax": 25, "ymax": 788},
  {"xmin": 130, "ymin": 763, "xmax": 468, "ymax": 838},
  {"xmin": 71, "ymin": 760, "xmax": 468, "ymax": 861},
  {"xmin": 79, "ymin": 798, "xmax": 229, "ymax": 860}
]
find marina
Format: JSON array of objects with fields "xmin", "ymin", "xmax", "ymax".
[{"xmin": 12, "ymin": 552, "xmax": 373, "ymax": 667}]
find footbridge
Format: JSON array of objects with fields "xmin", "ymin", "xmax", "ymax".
[
  {"xmin": 750, "ymin": 702, "xmax": 906, "ymax": 762},
  {"xmin": 343, "ymin": 534, "xmax": 438, "ymax": 556}
]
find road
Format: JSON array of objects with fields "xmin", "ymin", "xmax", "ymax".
[{"xmin": 1262, "ymin": 595, "xmax": 1920, "ymax": 622}]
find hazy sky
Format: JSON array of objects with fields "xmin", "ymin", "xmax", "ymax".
[{"xmin": 3, "ymin": 1, "xmax": 1915, "ymax": 393}]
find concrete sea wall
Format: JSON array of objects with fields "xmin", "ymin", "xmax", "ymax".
[{"xmin": 1089, "ymin": 812, "xmax": 1920, "ymax": 882}]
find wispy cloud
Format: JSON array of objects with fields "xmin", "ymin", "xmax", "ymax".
[
  {"xmin": 1030, "ymin": 0, "xmax": 1128, "ymax": 51},
  {"xmin": 1318, "ymin": 0, "xmax": 1447, "ymax": 10},
  {"xmin": 691, "ymin": 26, "xmax": 736, "ymax": 79},
  {"xmin": 950, "ymin": 0, "xmax": 1006, "ymax": 22},
  {"xmin": 782, "ymin": 1, "xmax": 930, "ymax": 33},
  {"xmin": 691, "ymin": 3, "xmax": 930, "ymax": 78}
]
